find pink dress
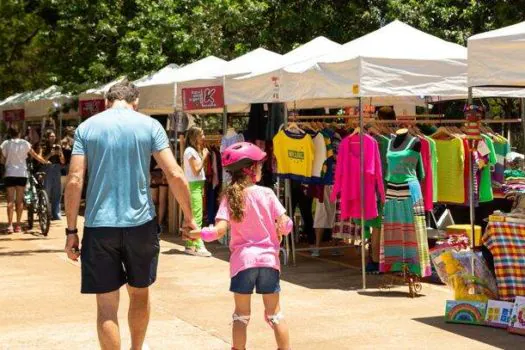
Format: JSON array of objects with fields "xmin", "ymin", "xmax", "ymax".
[
  {"xmin": 216, "ymin": 186, "xmax": 286, "ymax": 278},
  {"xmin": 418, "ymin": 137, "xmax": 434, "ymax": 211},
  {"xmin": 331, "ymin": 133, "xmax": 385, "ymax": 220}
]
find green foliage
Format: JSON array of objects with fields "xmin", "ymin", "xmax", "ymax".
[{"xmin": 1, "ymin": 0, "xmax": 525, "ymax": 101}]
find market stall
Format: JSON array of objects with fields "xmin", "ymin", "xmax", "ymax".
[
  {"xmin": 78, "ymin": 76, "xmax": 127, "ymax": 119},
  {"xmin": 23, "ymin": 85, "xmax": 78, "ymax": 139},
  {"xmin": 0, "ymin": 90, "xmax": 43, "ymax": 132}
]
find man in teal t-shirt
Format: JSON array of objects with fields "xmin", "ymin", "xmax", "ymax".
[{"xmin": 64, "ymin": 81, "xmax": 196, "ymax": 350}]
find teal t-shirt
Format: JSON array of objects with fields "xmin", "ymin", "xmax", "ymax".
[{"xmin": 72, "ymin": 107, "xmax": 169, "ymax": 227}]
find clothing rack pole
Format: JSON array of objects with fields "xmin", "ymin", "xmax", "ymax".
[
  {"xmin": 359, "ymin": 97, "xmax": 367, "ymax": 290},
  {"xmin": 467, "ymin": 88, "xmax": 476, "ymax": 273},
  {"xmin": 283, "ymin": 107, "xmax": 294, "ymax": 266}
]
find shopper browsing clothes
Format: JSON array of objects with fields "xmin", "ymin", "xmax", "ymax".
[
  {"xmin": 150, "ymin": 156, "xmax": 168, "ymax": 228},
  {"xmin": 1, "ymin": 127, "xmax": 49, "ymax": 233},
  {"xmin": 190, "ymin": 142, "xmax": 293, "ymax": 350},
  {"xmin": 183, "ymin": 126, "xmax": 212, "ymax": 257},
  {"xmin": 41, "ymin": 130, "xmax": 65, "ymax": 220},
  {"xmin": 64, "ymin": 81, "xmax": 196, "ymax": 350},
  {"xmin": 60, "ymin": 126, "xmax": 75, "ymax": 193}
]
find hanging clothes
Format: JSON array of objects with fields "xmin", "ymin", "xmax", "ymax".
[
  {"xmin": 479, "ymin": 134, "xmax": 497, "ymax": 202},
  {"xmin": 493, "ymin": 136, "xmax": 511, "ymax": 185},
  {"xmin": 418, "ymin": 136, "xmax": 433, "ymax": 211},
  {"xmin": 272, "ymin": 129, "xmax": 315, "ymax": 181},
  {"xmin": 220, "ymin": 131, "xmax": 244, "ymax": 185},
  {"xmin": 380, "ymin": 135, "xmax": 431, "ymax": 277},
  {"xmin": 331, "ymin": 133, "xmax": 385, "ymax": 220},
  {"xmin": 423, "ymin": 136, "xmax": 438, "ymax": 203},
  {"xmin": 434, "ymin": 137, "xmax": 465, "ymax": 204}
]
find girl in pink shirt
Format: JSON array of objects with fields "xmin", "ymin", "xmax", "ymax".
[{"xmin": 190, "ymin": 142, "xmax": 292, "ymax": 350}]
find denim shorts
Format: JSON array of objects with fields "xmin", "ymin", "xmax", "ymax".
[{"xmin": 230, "ymin": 267, "xmax": 281, "ymax": 295}]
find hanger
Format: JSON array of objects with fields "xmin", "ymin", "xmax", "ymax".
[
  {"xmin": 431, "ymin": 126, "xmax": 455, "ymax": 140},
  {"xmin": 286, "ymin": 122, "xmax": 305, "ymax": 134}
]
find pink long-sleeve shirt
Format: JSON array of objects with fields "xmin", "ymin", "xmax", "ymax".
[{"xmin": 331, "ymin": 133, "xmax": 385, "ymax": 220}]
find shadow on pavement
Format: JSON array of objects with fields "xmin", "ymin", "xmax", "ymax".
[
  {"xmin": 0, "ymin": 237, "xmax": 48, "ymax": 242},
  {"xmin": 161, "ymin": 235, "xmax": 388, "ymax": 291},
  {"xmin": 412, "ymin": 316, "xmax": 523, "ymax": 348},
  {"xmin": 358, "ymin": 290, "xmax": 427, "ymax": 298},
  {"xmin": 0, "ymin": 249, "xmax": 63, "ymax": 257}
]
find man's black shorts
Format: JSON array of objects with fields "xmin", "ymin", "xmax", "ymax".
[{"xmin": 80, "ymin": 219, "xmax": 160, "ymax": 294}]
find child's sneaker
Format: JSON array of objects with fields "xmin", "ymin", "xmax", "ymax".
[
  {"xmin": 184, "ymin": 246, "xmax": 196, "ymax": 255},
  {"xmin": 194, "ymin": 246, "xmax": 212, "ymax": 257}
]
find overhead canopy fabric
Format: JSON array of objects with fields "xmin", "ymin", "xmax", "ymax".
[
  {"xmin": 175, "ymin": 48, "xmax": 283, "ymax": 114},
  {"xmin": 226, "ymin": 20, "xmax": 468, "ymax": 106},
  {"xmin": 24, "ymin": 86, "xmax": 74, "ymax": 119},
  {"xmin": 468, "ymin": 21, "xmax": 525, "ymax": 88},
  {"xmin": 135, "ymin": 58, "xmax": 229, "ymax": 115},
  {"xmin": 79, "ymin": 76, "xmax": 127, "ymax": 101}
]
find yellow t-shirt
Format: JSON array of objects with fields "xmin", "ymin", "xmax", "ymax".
[
  {"xmin": 273, "ymin": 130, "xmax": 315, "ymax": 179},
  {"xmin": 434, "ymin": 138, "xmax": 465, "ymax": 204}
]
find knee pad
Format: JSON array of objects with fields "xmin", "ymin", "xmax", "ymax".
[
  {"xmin": 265, "ymin": 311, "xmax": 284, "ymax": 329},
  {"xmin": 232, "ymin": 313, "xmax": 250, "ymax": 325}
]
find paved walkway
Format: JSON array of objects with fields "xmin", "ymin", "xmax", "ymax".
[{"xmin": 0, "ymin": 205, "xmax": 522, "ymax": 349}]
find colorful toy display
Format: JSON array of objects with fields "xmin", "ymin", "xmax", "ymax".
[
  {"xmin": 430, "ymin": 245, "xmax": 498, "ymax": 302},
  {"xmin": 509, "ymin": 296, "xmax": 525, "ymax": 336},
  {"xmin": 445, "ymin": 300, "xmax": 487, "ymax": 325},
  {"xmin": 485, "ymin": 300, "xmax": 514, "ymax": 328}
]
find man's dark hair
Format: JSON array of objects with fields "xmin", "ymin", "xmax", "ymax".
[
  {"xmin": 106, "ymin": 80, "xmax": 140, "ymax": 103},
  {"xmin": 7, "ymin": 127, "xmax": 20, "ymax": 139},
  {"xmin": 377, "ymin": 106, "xmax": 396, "ymax": 120}
]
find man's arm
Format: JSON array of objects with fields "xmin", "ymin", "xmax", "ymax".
[
  {"xmin": 153, "ymin": 148, "xmax": 195, "ymax": 228},
  {"xmin": 64, "ymin": 155, "xmax": 86, "ymax": 260}
]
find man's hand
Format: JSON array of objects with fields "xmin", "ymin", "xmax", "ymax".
[
  {"xmin": 181, "ymin": 217, "xmax": 198, "ymax": 240},
  {"xmin": 65, "ymin": 234, "xmax": 80, "ymax": 261}
]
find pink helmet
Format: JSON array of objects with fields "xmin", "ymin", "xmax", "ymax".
[{"xmin": 222, "ymin": 142, "xmax": 267, "ymax": 171}]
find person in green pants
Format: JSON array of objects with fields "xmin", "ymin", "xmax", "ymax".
[{"xmin": 183, "ymin": 126, "xmax": 212, "ymax": 257}]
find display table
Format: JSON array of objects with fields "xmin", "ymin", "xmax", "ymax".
[{"xmin": 482, "ymin": 221, "xmax": 525, "ymax": 301}]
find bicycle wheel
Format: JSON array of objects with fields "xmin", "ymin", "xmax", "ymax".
[
  {"xmin": 27, "ymin": 204, "xmax": 34, "ymax": 230},
  {"xmin": 37, "ymin": 190, "xmax": 52, "ymax": 236}
]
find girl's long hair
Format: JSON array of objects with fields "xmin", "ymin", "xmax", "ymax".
[
  {"xmin": 185, "ymin": 126, "xmax": 203, "ymax": 155},
  {"xmin": 224, "ymin": 169, "xmax": 253, "ymax": 222}
]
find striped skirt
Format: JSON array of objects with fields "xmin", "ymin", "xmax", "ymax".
[{"xmin": 380, "ymin": 181, "xmax": 431, "ymax": 277}]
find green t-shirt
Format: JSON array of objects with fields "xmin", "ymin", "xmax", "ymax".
[
  {"xmin": 386, "ymin": 136, "xmax": 425, "ymax": 184},
  {"xmin": 479, "ymin": 134, "xmax": 497, "ymax": 203}
]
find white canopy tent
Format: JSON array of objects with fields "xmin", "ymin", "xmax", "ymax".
[
  {"xmin": 79, "ymin": 76, "xmax": 127, "ymax": 102},
  {"xmin": 135, "ymin": 57, "xmax": 232, "ymax": 115},
  {"xmin": 468, "ymin": 21, "xmax": 525, "ymax": 89},
  {"xmin": 175, "ymin": 48, "xmax": 283, "ymax": 114},
  {"xmin": 0, "ymin": 90, "xmax": 42, "ymax": 116},
  {"xmin": 225, "ymin": 20, "xmax": 468, "ymax": 111},
  {"xmin": 24, "ymin": 85, "xmax": 75, "ymax": 120},
  {"xmin": 467, "ymin": 21, "xmax": 525, "ymax": 156}
]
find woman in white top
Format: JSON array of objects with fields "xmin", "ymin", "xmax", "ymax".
[
  {"xmin": 1, "ymin": 128, "xmax": 49, "ymax": 233},
  {"xmin": 183, "ymin": 126, "xmax": 212, "ymax": 257}
]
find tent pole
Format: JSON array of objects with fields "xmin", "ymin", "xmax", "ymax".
[
  {"xmin": 359, "ymin": 96, "xmax": 366, "ymax": 290},
  {"xmin": 467, "ymin": 87, "xmax": 476, "ymax": 266}
]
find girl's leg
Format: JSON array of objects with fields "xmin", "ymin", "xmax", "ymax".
[
  {"xmin": 262, "ymin": 293, "xmax": 290, "ymax": 350},
  {"xmin": 232, "ymin": 293, "xmax": 251, "ymax": 350},
  {"xmin": 6, "ymin": 186, "xmax": 15, "ymax": 228},
  {"xmin": 15, "ymin": 186, "xmax": 26, "ymax": 227},
  {"xmin": 158, "ymin": 186, "xmax": 168, "ymax": 226}
]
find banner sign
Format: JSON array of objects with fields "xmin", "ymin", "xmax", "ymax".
[
  {"xmin": 2, "ymin": 109, "xmax": 25, "ymax": 122},
  {"xmin": 182, "ymin": 85, "xmax": 224, "ymax": 111},
  {"xmin": 79, "ymin": 99, "xmax": 105, "ymax": 118}
]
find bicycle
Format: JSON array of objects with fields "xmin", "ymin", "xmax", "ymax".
[{"xmin": 24, "ymin": 162, "xmax": 51, "ymax": 236}]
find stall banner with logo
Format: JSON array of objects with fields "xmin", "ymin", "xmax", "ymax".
[
  {"xmin": 182, "ymin": 85, "xmax": 224, "ymax": 111},
  {"xmin": 2, "ymin": 109, "xmax": 25, "ymax": 122},
  {"xmin": 79, "ymin": 99, "xmax": 105, "ymax": 118}
]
